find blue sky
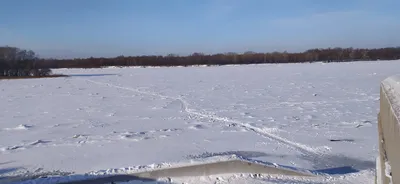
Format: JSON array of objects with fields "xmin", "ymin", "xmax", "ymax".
[{"xmin": 1, "ymin": 0, "xmax": 399, "ymax": 58}]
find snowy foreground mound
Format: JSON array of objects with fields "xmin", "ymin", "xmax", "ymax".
[{"xmin": 1, "ymin": 60, "xmax": 400, "ymax": 183}]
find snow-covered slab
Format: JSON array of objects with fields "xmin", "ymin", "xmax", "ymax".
[
  {"xmin": 382, "ymin": 74, "xmax": 400, "ymax": 120},
  {"xmin": 378, "ymin": 75, "xmax": 400, "ymax": 184},
  {"xmin": 2, "ymin": 60, "xmax": 400, "ymax": 183}
]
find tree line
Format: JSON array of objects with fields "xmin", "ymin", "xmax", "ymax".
[
  {"xmin": 2, "ymin": 46, "xmax": 400, "ymax": 72},
  {"xmin": 0, "ymin": 46, "xmax": 51, "ymax": 77},
  {"xmin": 36, "ymin": 47, "xmax": 400, "ymax": 69}
]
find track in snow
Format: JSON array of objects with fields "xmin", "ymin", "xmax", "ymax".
[{"xmin": 84, "ymin": 79, "xmax": 327, "ymax": 156}]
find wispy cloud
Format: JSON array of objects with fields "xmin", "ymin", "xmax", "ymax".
[
  {"xmin": 202, "ymin": 0, "xmax": 241, "ymax": 21},
  {"xmin": 270, "ymin": 10, "xmax": 393, "ymax": 27},
  {"xmin": 267, "ymin": 10, "xmax": 400, "ymax": 49}
]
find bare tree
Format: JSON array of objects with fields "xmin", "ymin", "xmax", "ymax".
[{"xmin": 0, "ymin": 46, "xmax": 51, "ymax": 77}]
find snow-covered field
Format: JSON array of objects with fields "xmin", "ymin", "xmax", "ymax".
[{"xmin": 1, "ymin": 60, "xmax": 400, "ymax": 183}]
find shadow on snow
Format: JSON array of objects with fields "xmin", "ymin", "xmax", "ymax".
[
  {"xmin": 0, "ymin": 151, "xmax": 376, "ymax": 183},
  {"xmin": 67, "ymin": 74, "xmax": 119, "ymax": 77},
  {"xmin": 186, "ymin": 150, "xmax": 375, "ymax": 175},
  {"xmin": 0, "ymin": 168, "xmax": 169, "ymax": 184}
]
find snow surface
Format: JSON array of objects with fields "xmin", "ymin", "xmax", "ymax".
[
  {"xmin": 1, "ymin": 60, "xmax": 400, "ymax": 183},
  {"xmin": 385, "ymin": 161, "xmax": 393, "ymax": 184},
  {"xmin": 376, "ymin": 156, "xmax": 383, "ymax": 184}
]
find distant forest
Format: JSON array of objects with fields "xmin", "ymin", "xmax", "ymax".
[
  {"xmin": 37, "ymin": 47, "xmax": 400, "ymax": 68},
  {"xmin": 2, "ymin": 46, "xmax": 400, "ymax": 74}
]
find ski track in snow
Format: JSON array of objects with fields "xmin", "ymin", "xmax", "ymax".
[{"xmin": 84, "ymin": 79, "xmax": 325, "ymax": 156}]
